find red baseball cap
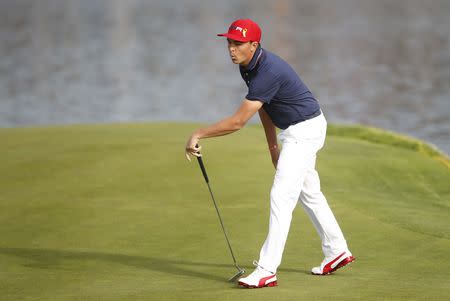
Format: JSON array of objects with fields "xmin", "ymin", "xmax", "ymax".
[{"xmin": 217, "ymin": 19, "xmax": 262, "ymax": 42}]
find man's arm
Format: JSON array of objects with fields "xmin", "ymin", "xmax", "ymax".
[
  {"xmin": 185, "ymin": 99, "xmax": 263, "ymax": 160},
  {"xmin": 258, "ymin": 108, "xmax": 280, "ymax": 169}
]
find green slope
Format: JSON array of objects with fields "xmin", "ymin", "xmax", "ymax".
[{"xmin": 0, "ymin": 123, "xmax": 448, "ymax": 301}]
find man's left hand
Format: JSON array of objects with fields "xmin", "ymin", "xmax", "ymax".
[{"xmin": 270, "ymin": 146, "xmax": 280, "ymax": 169}]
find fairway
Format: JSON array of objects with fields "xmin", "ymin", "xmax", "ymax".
[{"xmin": 0, "ymin": 123, "xmax": 449, "ymax": 300}]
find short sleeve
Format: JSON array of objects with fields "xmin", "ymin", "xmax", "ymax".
[{"xmin": 246, "ymin": 72, "xmax": 281, "ymax": 104}]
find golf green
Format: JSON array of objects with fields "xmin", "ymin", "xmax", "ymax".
[{"xmin": 0, "ymin": 123, "xmax": 449, "ymax": 300}]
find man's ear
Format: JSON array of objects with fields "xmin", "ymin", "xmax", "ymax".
[{"xmin": 251, "ymin": 41, "xmax": 259, "ymax": 52}]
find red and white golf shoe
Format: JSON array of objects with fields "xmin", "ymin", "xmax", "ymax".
[
  {"xmin": 311, "ymin": 251, "xmax": 355, "ymax": 275},
  {"xmin": 238, "ymin": 261, "xmax": 277, "ymax": 288}
]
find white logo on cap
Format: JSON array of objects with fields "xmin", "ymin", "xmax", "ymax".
[{"xmin": 231, "ymin": 26, "xmax": 248, "ymax": 37}]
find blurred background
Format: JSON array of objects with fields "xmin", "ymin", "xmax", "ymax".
[{"xmin": 0, "ymin": 0, "xmax": 449, "ymax": 154}]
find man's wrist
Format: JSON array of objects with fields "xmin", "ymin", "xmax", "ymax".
[{"xmin": 192, "ymin": 131, "xmax": 201, "ymax": 140}]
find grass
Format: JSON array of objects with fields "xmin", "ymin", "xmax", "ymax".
[{"xmin": 0, "ymin": 123, "xmax": 449, "ymax": 301}]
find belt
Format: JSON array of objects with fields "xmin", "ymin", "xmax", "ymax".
[{"xmin": 289, "ymin": 110, "xmax": 322, "ymax": 127}]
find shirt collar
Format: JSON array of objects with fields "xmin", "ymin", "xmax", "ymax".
[{"xmin": 241, "ymin": 46, "xmax": 263, "ymax": 72}]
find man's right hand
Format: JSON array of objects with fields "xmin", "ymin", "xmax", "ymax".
[{"xmin": 185, "ymin": 134, "xmax": 202, "ymax": 161}]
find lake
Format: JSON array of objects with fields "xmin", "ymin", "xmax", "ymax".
[{"xmin": 1, "ymin": 0, "xmax": 449, "ymax": 154}]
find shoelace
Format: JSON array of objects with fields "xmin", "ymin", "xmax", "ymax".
[{"xmin": 253, "ymin": 260, "xmax": 275, "ymax": 274}]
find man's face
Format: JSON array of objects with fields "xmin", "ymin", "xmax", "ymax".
[{"xmin": 227, "ymin": 39, "xmax": 258, "ymax": 66}]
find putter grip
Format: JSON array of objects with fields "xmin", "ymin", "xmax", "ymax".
[
  {"xmin": 195, "ymin": 144, "xmax": 209, "ymax": 183},
  {"xmin": 196, "ymin": 156, "xmax": 209, "ymax": 183}
]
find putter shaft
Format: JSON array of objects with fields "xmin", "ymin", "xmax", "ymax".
[
  {"xmin": 205, "ymin": 181, "xmax": 238, "ymax": 266},
  {"xmin": 196, "ymin": 155, "xmax": 245, "ymax": 280}
]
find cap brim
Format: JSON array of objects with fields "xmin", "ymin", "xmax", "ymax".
[{"xmin": 217, "ymin": 33, "xmax": 249, "ymax": 42}]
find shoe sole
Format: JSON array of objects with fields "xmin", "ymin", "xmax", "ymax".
[
  {"xmin": 312, "ymin": 256, "xmax": 356, "ymax": 276},
  {"xmin": 238, "ymin": 281, "xmax": 278, "ymax": 288}
]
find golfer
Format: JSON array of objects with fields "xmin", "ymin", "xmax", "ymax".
[{"xmin": 185, "ymin": 19, "xmax": 354, "ymax": 288}]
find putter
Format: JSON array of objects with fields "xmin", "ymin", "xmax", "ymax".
[{"xmin": 195, "ymin": 147, "xmax": 245, "ymax": 282}]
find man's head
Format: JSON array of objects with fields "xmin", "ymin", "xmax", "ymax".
[{"xmin": 217, "ymin": 19, "xmax": 262, "ymax": 67}]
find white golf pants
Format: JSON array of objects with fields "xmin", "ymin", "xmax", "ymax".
[{"xmin": 258, "ymin": 113, "xmax": 349, "ymax": 273}]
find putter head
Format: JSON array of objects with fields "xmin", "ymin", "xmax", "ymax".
[{"xmin": 228, "ymin": 268, "xmax": 245, "ymax": 282}]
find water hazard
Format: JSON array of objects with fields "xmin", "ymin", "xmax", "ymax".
[{"xmin": 1, "ymin": 0, "xmax": 449, "ymax": 154}]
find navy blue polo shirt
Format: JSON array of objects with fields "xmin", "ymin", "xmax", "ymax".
[{"xmin": 240, "ymin": 46, "xmax": 321, "ymax": 129}]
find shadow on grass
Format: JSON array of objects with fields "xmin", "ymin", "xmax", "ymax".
[
  {"xmin": 0, "ymin": 247, "xmax": 238, "ymax": 283},
  {"xmin": 0, "ymin": 247, "xmax": 311, "ymax": 282}
]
